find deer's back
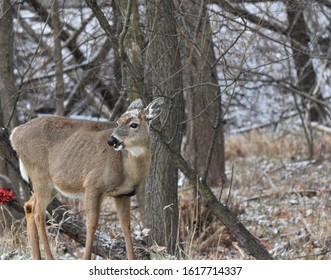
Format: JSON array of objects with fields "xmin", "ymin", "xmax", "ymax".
[
  {"xmin": 11, "ymin": 116, "xmax": 115, "ymax": 156},
  {"xmin": 11, "ymin": 116, "xmax": 125, "ymax": 192}
]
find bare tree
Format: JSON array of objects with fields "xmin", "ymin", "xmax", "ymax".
[
  {"xmin": 0, "ymin": 0, "xmax": 18, "ymax": 128},
  {"xmin": 0, "ymin": 0, "xmax": 23, "ymax": 233},
  {"xmin": 142, "ymin": 0, "xmax": 184, "ymax": 254},
  {"xmin": 51, "ymin": 0, "xmax": 65, "ymax": 116},
  {"xmin": 178, "ymin": 0, "xmax": 226, "ymax": 187},
  {"xmin": 286, "ymin": 0, "xmax": 326, "ymax": 122}
]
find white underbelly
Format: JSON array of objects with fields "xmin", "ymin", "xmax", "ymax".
[{"xmin": 52, "ymin": 183, "xmax": 84, "ymax": 199}]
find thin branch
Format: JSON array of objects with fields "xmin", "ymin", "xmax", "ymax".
[
  {"xmin": 85, "ymin": 0, "xmax": 140, "ymax": 92},
  {"xmin": 28, "ymin": 0, "xmax": 85, "ymax": 63},
  {"xmin": 118, "ymin": 0, "xmax": 132, "ymax": 61},
  {"xmin": 13, "ymin": 7, "xmax": 53, "ymax": 58},
  {"xmin": 85, "ymin": 0, "xmax": 118, "ymax": 48},
  {"xmin": 64, "ymin": 13, "xmax": 95, "ymax": 49},
  {"xmin": 202, "ymin": 94, "xmax": 221, "ymax": 183},
  {"xmin": 109, "ymin": 90, "xmax": 127, "ymax": 121},
  {"xmin": 214, "ymin": 0, "xmax": 287, "ymax": 36},
  {"xmin": 64, "ymin": 38, "xmax": 112, "ymax": 114},
  {"xmin": 212, "ymin": 17, "xmax": 247, "ymax": 69},
  {"xmin": 293, "ymin": 92, "xmax": 314, "ymax": 158}
]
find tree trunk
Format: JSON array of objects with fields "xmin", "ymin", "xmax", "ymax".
[
  {"xmin": 179, "ymin": 0, "xmax": 226, "ymax": 187},
  {"xmin": 141, "ymin": 0, "xmax": 184, "ymax": 254},
  {"xmin": 0, "ymin": 0, "xmax": 18, "ymax": 128},
  {"xmin": 51, "ymin": 0, "xmax": 65, "ymax": 116},
  {"xmin": 115, "ymin": 0, "xmax": 144, "ymax": 101},
  {"xmin": 286, "ymin": 0, "xmax": 325, "ymax": 122},
  {"xmin": 0, "ymin": 0, "xmax": 21, "ymax": 234}
]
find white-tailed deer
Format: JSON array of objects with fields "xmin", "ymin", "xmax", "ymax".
[{"xmin": 10, "ymin": 98, "xmax": 164, "ymax": 260}]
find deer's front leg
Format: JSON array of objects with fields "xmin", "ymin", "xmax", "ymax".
[
  {"xmin": 114, "ymin": 196, "xmax": 135, "ymax": 260},
  {"xmin": 83, "ymin": 192, "xmax": 102, "ymax": 260}
]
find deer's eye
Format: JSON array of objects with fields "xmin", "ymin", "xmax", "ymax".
[{"xmin": 130, "ymin": 123, "xmax": 138, "ymax": 129}]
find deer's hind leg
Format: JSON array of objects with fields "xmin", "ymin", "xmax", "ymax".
[
  {"xmin": 24, "ymin": 196, "xmax": 41, "ymax": 259},
  {"xmin": 25, "ymin": 183, "xmax": 56, "ymax": 260}
]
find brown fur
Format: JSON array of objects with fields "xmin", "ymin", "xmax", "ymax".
[{"xmin": 10, "ymin": 98, "xmax": 164, "ymax": 260}]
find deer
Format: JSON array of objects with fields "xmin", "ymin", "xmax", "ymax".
[{"xmin": 10, "ymin": 97, "xmax": 164, "ymax": 260}]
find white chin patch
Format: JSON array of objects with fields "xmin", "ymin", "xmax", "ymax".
[
  {"xmin": 114, "ymin": 143, "xmax": 124, "ymax": 151},
  {"xmin": 126, "ymin": 146, "xmax": 146, "ymax": 157}
]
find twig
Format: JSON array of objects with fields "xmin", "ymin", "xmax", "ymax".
[
  {"xmin": 118, "ymin": 0, "xmax": 132, "ymax": 61},
  {"xmin": 293, "ymin": 92, "xmax": 314, "ymax": 158},
  {"xmin": 229, "ymin": 111, "xmax": 299, "ymax": 134},
  {"xmin": 310, "ymin": 122, "xmax": 331, "ymax": 134},
  {"xmin": 29, "ymin": 0, "xmax": 85, "ymax": 63},
  {"xmin": 225, "ymin": 163, "xmax": 234, "ymax": 206},
  {"xmin": 202, "ymin": 93, "xmax": 221, "ymax": 183},
  {"xmin": 245, "ymin": 189, "xmax": 325, "ymax": 202}
]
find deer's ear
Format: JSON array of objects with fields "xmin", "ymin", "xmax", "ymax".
[
  {"xmin": 144, "ymin": 97, "xmax": 165, "ymax": 121},
  {"xmin": 127, "ymin": 99, "xmax": 144, "ymax": 111}
]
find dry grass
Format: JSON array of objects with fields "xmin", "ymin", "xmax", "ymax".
[
  {"xmin": 175, "ymin": 128, "xmax": 331, "ymax": 259},
  {"xmin": 0, "ymin": 217, "xmax": 29, "ymax": 260},
  {"xmin": 225, "ymin": 128, "xmax": 331, "ymax": 161},
  {"xmin": 222, "ymin": 128, "xmax": 331, "ymax": 259}
]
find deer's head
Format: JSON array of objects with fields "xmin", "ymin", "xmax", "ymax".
[{"xmin": 108, "ymin": 98, "xmax": 164, "ymax": 156}]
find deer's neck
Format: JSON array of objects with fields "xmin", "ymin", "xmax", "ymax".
[
  {"xmin": 123, "ymin": 145, "xmax": 151, "ymax": 183},
  {"xmin": 126, "ymin": 146, "xmax": 146, "ymax": 157}
]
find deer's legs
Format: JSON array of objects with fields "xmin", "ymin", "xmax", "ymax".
[
  {"xmin": 114, "ymin": 196, "xmax": 135, "ymax": 260},
  {"xmin": 24, "ymin": 196, "xmax": 41, "ymax": 260},
  {"xmin": 83, "ymin": 192, "xmax": 102, "ymax": 260},
  {"xmin": 24, "ymin": 188, "xmax": 54, "ymax": 260},
  {"xmin": 34, "ymin": 197, "xmax": 54, "ymax": 260}
]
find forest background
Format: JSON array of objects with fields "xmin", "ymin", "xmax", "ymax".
[{"xmin": 1, "ymin": 0, "xmax": 331, "ymax": 260}]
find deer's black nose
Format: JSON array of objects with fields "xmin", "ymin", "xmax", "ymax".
[{"xmin": 108, "ymin": 136, "xmax": 118, "ymax": 147}]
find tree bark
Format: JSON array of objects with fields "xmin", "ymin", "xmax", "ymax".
[
  {"xmin": 115, "ymin": 0, "xmax": 144, "ymax": 101},
  {"xmin": 142, "ymin": 0, "xmax": 184, "ymax": 254},
  {"xmin": 286, "ymin": 0, "xmax": 325, "ymax": 122},
  {"xmin": 0, "ymin": 0, "xmax": 18, "ymax": 129},
  {"xmin": 179, "ymin": 0, "xmax": 226, "ymax": 187},
  {"xmin": 51, "ymin": 0, "xmax": 65, "ymax": 116},
  {"xmin": 0, "ymin": 0, "xmax": 21, "ymax": 234}
]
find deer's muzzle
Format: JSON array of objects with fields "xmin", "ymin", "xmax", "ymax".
[{"xmin": 108, "ymin": 135, "xmax": 123, "ymax": 151}]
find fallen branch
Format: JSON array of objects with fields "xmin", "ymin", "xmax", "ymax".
[
  {"xmin": 310, "ymin": 122, "xmax": 331, "ymax": 134},
  {"xmin": 47, "ymin": 198, "xmax": 149, "ymax": 260},
  {"xmin": 245, "ymin": 189, "xmax": 323, "ymax": 202},
  {"xmin": 230, "ymin": 111, "xmax": 298, "ymax": 134}
]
